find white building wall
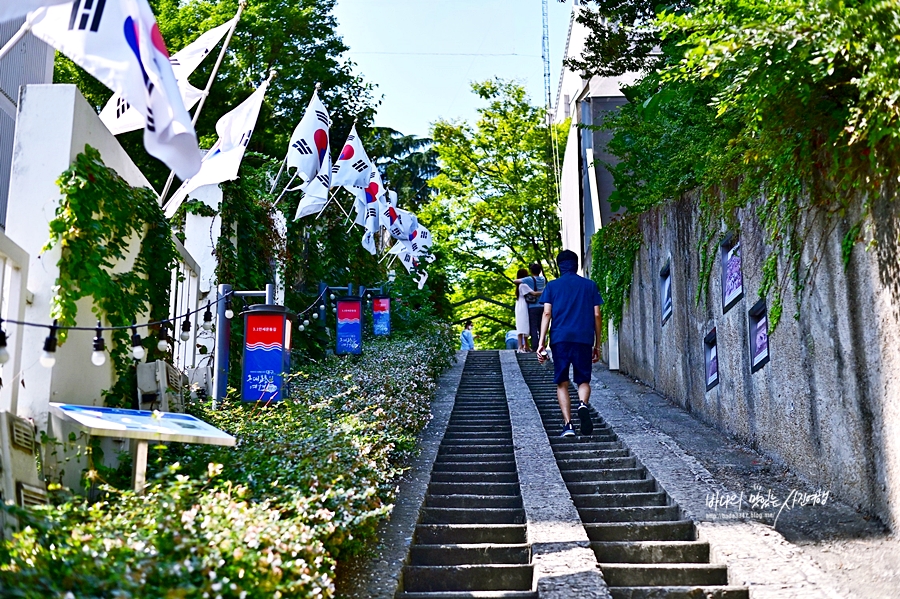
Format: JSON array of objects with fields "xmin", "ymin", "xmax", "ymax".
[{"xmin": 5, "ymin": 85, "xmax": 153, "ymax": 432}]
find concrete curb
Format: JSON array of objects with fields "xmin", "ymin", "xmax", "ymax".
[
  {"xmin": 500, "ymin": 350, "xmax": 612, "ymax": 598},
  {"xmin": 338, "ymin": 351, "xmax": 466, "ymax": 599}
]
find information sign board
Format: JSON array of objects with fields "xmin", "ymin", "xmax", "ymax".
[
  {"xmin": 373, "ymin": 297, "xmax": 391, "ymax": 336},
  {"xmin": 242, "ymin": 313, "xmax": 286, "ymax": 402},
  {"xmin": 336, "ymin": 298, "xmax": 362, "ymax": 354}
]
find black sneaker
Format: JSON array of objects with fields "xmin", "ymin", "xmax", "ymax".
[
  {"xmin": 560, "ymin": 422, "xmax": 575, "ymax": 437},
  {"xmin": 577, "ymin": 402, "xmax": 593, "ymax": 436}
]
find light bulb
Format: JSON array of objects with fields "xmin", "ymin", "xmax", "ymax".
[
  {"xmin": 303, "ymin": 319, "xmax": 310, "ymax": 327},
  {"xmin": 157, "ymin": 339, "xmax": 169, "ymax": 352},
  {"xmin": 319, "ymin": 304, "xmax": 325, "ymax": 311},
  {"xmin": 329, "ymin": 293, "xmax": 335, "ymax": 300},
  {"xmin": 91, "ymin": 350, "xmax": 106, "ymax": 366},
  {"xmin": 180, "ymin": 319, "xmax": 191, "ymax": 341},
  {"xmin": 0, "ymin": 346, "xmax": 9, "ymax": 365},
  {"xmin": 298, "ymin": 324, "xmax": 305, "ymax": 332},
  {"xmin": 332, "ymin": 307, "xmax": 337, "ymax": 313},
  {"xmin": 202, "ymin": 302, "xmax": 213, "ymax": 330},
  {"xmin": 41, "ymin": 322, "xmax": 58, "ymax": 368},
  {"xmin": 180, "ymin": 330, "xmax": 190, "ymax": 341},
  {"xmin": 132, "ymin": 345, "xmax": 146, "ymax": 360},
  {"xmin": 225, "ymin": 308, "xmax": 234, "ymax": 319},
  {"xmin": 40, "ymin": 351, "xmax": 56, "ymax": 368},
  {"xmin": 91, "ymin": 321, "xmax": 105, "ymax": 366},
  {"xmin": 312, "ymin": 312, "xmax": 319, "ymax": 319},
  {"xmin": 202, "ymin": 320, "xmax": 213, "ymax": 331}
]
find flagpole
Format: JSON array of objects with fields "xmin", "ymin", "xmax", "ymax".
[
  {"xmin": 273, "ymin": 172, "xmax": 298, "ymax": 206},
  {"xmin": 0, "ymin": 21, "xmax": 30, "ymax": 62},
  {"xmin": 316, "ymin": 189, "xmax": 341, "ymax": 220},
  {"xmin": 269, "ymin": 158, "xmax": 286, "ymax": 194},
  {"xmin": 160, "ymin": 1, "xmax": 246, "ymax": 205}
]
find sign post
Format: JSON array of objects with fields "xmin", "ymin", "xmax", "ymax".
[
  {"xmin": 372, "ymin": 296, "xmax": 391, "ymax": 336},
  {"xmin": 242, "ymin": 305, "xmax": 295, "ymax": 402},
  {"xmin": 336, "ymin": 297, "xmax": 363, "ymax": 355}
]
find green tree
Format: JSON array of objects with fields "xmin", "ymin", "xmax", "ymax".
[
  {"xmin": 55, "ymin": 0, "xmax": 377, "ymax": 192},
  {"xmin": 425, "ymin": 79, "xmax": 567, "ymax": 348},
  {"xmin": 367, "ymin": 127, "xmax": 439, "ymax": 213}
]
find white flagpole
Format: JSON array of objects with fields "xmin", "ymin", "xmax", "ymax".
[
  {"xmin": 160, "ymin": 1, "xmax": 246, "ymax": 205},
  {"xmin": 273, "ymin": 172, "xmax": 298, "ymax": 206},
  {"xmin": 0, "ymin": 21, "xmax": 30, "ymax": 62},
  {"xmin": 269, "ymin": 158, "xmax": 286, "ymax": 194},
  {"xmin": 316, "ymin": 189, "xmax": 341, "ymax": 220}
]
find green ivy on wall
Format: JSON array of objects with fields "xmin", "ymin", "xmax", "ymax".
[
  {"xmin": 591, "ymin": 214, "xmax": 643, "ymax": 330},
  {"xmin": 44, "ymin": 146, "xmax": 178, "ymax": 407}
]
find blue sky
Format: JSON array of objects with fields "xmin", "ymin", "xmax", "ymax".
[{"xmin": 332, "ymin": 0, "xmax": 574, "ymax": 138}]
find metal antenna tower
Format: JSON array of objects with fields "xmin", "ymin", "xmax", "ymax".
[{"xmin": 542, "ymin": 0, "xmax": 562, "ymax": 208}]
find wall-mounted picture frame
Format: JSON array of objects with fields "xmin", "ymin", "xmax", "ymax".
[
  {"xmin": 660, "ymin": 260, "xmax": 673, "ymax": 326},
  {"xmin": 748, "ymin": 299, "xmax": 770, "ymax": 372},
  {"xmin": 704, "ymin": 327, "xmax": 719, "ymax": 391},
  {"xmin": 720, "ymin": 234, "xmax": 744, "ymax": 314}
]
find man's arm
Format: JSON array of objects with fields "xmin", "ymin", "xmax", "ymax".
[
  {"xmin": 537, "ymin": 303, "xmax": 552, "ymax": 362},
  {"xmin": 592, "ymin": 305, "xmax": 602, "ymax": 363}
]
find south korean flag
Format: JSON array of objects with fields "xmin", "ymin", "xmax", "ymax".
[
  {"xmin": 286, "ymin": 89, "xmax": 331, "ymax": 191},
  {"xmin": 331, "ymin": 125, "xmax": 373, "ymax": 190}
]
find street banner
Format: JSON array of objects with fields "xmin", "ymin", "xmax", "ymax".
[
  {"xmin": 242, "ymin": 312, "xmax": 286, "ymax": 402},
  {"xmin": 372, "ymin": 297, "xmax": 390, "ymax": 336},
  {"xmin": 336, "ymin": 297, "xmax": 362, "ymax": 355}
]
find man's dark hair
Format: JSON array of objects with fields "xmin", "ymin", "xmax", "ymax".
[
  {"xmin": 556, "ymin": 250, "xmax": 579, "ymax": 267},
  {"xmin": 529, "ymin": 262, "xmax": 543, "ymax": 276},
  {"xmin": 464, "ymin": 320, "xmax": 473, "ymax": 328}
]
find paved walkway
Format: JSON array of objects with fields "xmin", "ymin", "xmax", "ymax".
[{"xmin": 339, "ymin": 352, "xmax": 900, "ymax": 598}]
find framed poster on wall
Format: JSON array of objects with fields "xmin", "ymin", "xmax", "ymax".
[
  {"xmin": 704, "ymin": 328, "xmax": 719, "ymax": 391},
  {"xmin": 721, "ymin": 235, "xmax": 744, "ymax": 313},
  {"xmin": 660, "ymin": 260, "xmax": 673, "ymax": 326},
  {"xmin": 748, "ymin": 299, "xmax": 770, "ymax": 372}
]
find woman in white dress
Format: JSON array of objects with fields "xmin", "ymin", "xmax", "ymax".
[{"xmin": 514, "ymin": 267, "xmax": 534, "ymax": 352}]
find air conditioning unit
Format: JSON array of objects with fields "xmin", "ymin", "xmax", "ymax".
[
  {"xmin": 136, "ymin": 361, "xmax": 188, "ymax": 413},
  {"xmin": 0, "ymin": 411, "xmax": 46, "ymax": 538}
]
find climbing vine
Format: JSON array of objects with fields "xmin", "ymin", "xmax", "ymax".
[
  {"xmin": 587, "ymin": 0, "xmax": 900, "ymax": 331},
  {"xmin": 45, "ymin": 146, "xmax": 178, "ymax": 407},
  {"xmin": 590, "ymin": 214, "xmax": 643, "ymax": 329}
]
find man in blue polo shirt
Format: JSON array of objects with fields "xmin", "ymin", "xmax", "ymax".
[{"xmin": 536, "ymin": 249, "xmax": 603, "ymax": 437}]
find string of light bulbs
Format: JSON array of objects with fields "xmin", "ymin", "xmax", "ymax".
[{"xmin": 0, "ymin": 287, "xmax": 334, "ymax": 369}]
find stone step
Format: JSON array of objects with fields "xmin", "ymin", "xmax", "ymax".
[
  {"xmin": 584, "ymin": 521, "xmax": 696, "ymax": 542},
  {"xmin": 436, "ymin": 453, "xmax": 515, "ymax": 463},
  {"xmin": 600, "ymin": 563, "xmax": 729, "ymax": 587},
  {"xmin": 402, "ymin": 565, "xmax": 534, "ymax": 593},
  {"xmin": 421, "ymin": 507, "xmax": 526, "ymax": 525},
  {"xmin": 430, "ymin": 472, "xmax": 519, "ymax": 484},
  {"xmin": 427, "ymin": 482, "xmax": 521, "ymax": 496},
  {"xmin": 572, "ymin": 492, "xmax": 668, "ymax": 508},
  {"xmin": 553, "ymin": 449, "xmax": 630, "ymax": 460},
  {"xmin": 439, "ymin": 445, "xmax": 513, "ymax": 455},
  {"xmin": 415, "ymin": 524, "xmax": 528, "ymax": 545},
  {"xmin": 557, "ymin": 457, "xmax": 637, "ymax": 470},
  {"xmin": 441, "ymin": 438, "xmax": 512, "ymax": 446},
  {"xmin": 442, "ymin": 433, "xmax": 513, "ymax": 441},
  {"xmin": 548, "ymin": 439, "xmax": 622, "ymax": 450},
  {"xmin": 560, "ymin": 468, "xmax": 647, "ymax": 483},
  {"xmin": 608, "ymin": 587, "xmax": 749, "ymax": 599},
  {"xmin": 444, "ymin": 426, "xmax": 512, "ymax": 433},
  {"xmin": 432, "ymin": 461, "xmax": 517, "ymax": 473},
  {"xmin": 409, "ymin": 543, "xmax": 531, "ymax": 566},
  {"xmin": 577, "ymin": 505, "xmax": 681, "ymax": 523},
  {"xmin": 591, "ymin": 541, "xmax": 710, "ymax": 564},
  {"xmin": 565, "ymin": 479, "xmax": 658, "ymax": 495},
  {"xmin": 398, "ymin": 592, "xmax": 537, "ymax": 599},
  {"xmin": 426, "ymin": 494, "xmax": 524, "ymax": 509}
]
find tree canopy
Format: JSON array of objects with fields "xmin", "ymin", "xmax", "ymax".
[{"xmin": 425, "ymin": 79, "xmax": 567, "ymax": 347}]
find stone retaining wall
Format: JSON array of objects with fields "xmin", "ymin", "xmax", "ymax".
[{"xmin": 615, "ymin": 191, "xmax": 900, "ymax": 529}]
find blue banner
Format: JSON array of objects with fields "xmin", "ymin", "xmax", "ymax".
[
  {"xmin": 372, "ymin": 297, "xmax": 390, "ymax": 336},
  {"xmin": 242, "ymin": 313, "xmax": 285, "ymax": 402}
]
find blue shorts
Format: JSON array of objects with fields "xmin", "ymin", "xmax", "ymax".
[{"xmin": 551, "ymin": 341, "xmax": 592, "ymax": 386}]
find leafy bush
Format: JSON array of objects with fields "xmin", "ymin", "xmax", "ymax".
[{"xmin": 0, "ymin": 324, "xmax": 455, "ymax": 598}]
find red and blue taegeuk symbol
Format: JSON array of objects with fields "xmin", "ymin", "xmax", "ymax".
[
  {"xmin": 339, "ymin": 144, "xmax": 354, "ymax": 161},
  {"xmin": 314, "ymin": 129, "xmax": 329, "ymax": 167},
  {"xmin": 123, "ymin": 17, "xmax": 170, "ymax": 89},
  {"xmin": 365, "ymin": 182, "xmax": 380, "ymax": 204}
]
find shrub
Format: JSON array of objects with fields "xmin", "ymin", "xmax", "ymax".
[{"xmin": 0, "ymin": 323, "xmax": 455, "ymax": 598}]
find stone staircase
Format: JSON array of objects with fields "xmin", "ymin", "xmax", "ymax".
[
  {"xmin": 516, "ymin": 353, "xmax": 749, "ymax": 599},
  {"xmin": 396, "ymin": 351, "xmax": 536, "ymax": 598}
]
